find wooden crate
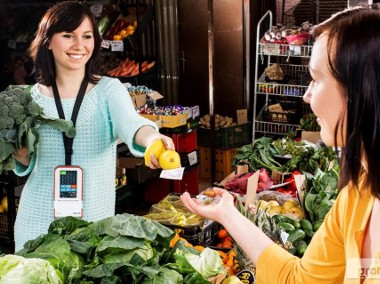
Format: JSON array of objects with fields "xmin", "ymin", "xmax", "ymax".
[{"xmin": 199, "ymin": 147, "xmax": 237, "ymax": 182}]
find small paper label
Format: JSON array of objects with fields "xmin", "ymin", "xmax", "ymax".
[
  {"xmin": 237, "ymin": 109, "xmax": 248, "ymax": 124},
  {"xmin": 289, "ymin": 45, "xmax": 301, "ymax": 56},
  {"xmin": 192, "ymin": 106, "xmax": 200, "ymax": 119},
  {"xmin": 101, "ymin": 40, "xmax": 111, "ymax": 49},
  {"xmin": 187, "ymin": 151, "xmax": 198, "ymax": 166},
  {"xmin": 262, "ymin": 43, "xmax": 281, "ymax": 55},
  {"xmin": 110, "ymin": 41, "xmax": 124, "ymax": 52},
  {"xmin": 160, "ymin": 167, "xmax": 185, "ymax": 180}
]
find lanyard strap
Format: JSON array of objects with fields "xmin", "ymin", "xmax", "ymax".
[{"xmin": 52, "ymin": 78, "xmax": 88, "ymax": 165}]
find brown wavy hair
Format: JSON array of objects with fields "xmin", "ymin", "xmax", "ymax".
[
  {"xmin": 28, "ymin": 1, "xmax": 101, "ymax": 86},
  {"xmin": 313, "ymin": 4, "xmax": 380, "ymax": 197}
]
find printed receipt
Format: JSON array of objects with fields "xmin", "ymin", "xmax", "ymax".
[{"xmin": 160, "ymin": 167, "xmax": 185, "ymax": 180}]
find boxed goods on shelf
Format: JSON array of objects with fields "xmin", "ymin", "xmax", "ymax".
[{"xmin": 199, "ymin": 147, "xmax": 238, "ymax": 182}]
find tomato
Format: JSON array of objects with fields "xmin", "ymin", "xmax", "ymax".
[{"xmin": 217, "ymin": 228, "xmax": 229, "ymax": 240}]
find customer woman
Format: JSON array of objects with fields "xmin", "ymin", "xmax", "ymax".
[
  {"xmin": 13, "ymin": 1, "xmax": 173, "ymax": 251},
  {"xmin": 181, "ymin": 5, "xmax": 380, "ymax": 283}
]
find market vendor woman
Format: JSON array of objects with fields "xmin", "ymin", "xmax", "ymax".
[
  {"xmin": 12, "ymin": 1, "xmax": 174, "ymax": 251},
  {"xmin": 181, "ymin": 4, "xmax": 380, "ymax": 283}
]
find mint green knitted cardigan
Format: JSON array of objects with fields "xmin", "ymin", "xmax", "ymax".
[{"xmin": 13, "ymin": 77, "xmax": 157, "ymax": 251}]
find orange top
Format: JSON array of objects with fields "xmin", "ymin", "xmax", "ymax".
[{"xmin": 256, "ymin": 179, "xmax": 380, "ymax": 283}]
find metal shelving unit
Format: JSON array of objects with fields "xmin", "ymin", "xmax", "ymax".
[{"xmin": 252, "ymin": 10, "xmax": 313, "ymax": 140}]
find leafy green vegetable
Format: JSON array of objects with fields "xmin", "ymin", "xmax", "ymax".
[
  {"xmin": 304, "ymin": 168, "xmax": 339, "ymax": 226},
  {"xmin": 16, "ymin": 214, "xmax": 211, "ymax": 283},
  {"xmin": 0, "ymin": 85, "xmax": 75, "ymax": 174},
  {"xmin": 0, "ymin": 254, "xmax": 63, "ymax": 283},
  {"xmin": 180, "ymin": 247, "xmax": 224, "ymax": 279}
]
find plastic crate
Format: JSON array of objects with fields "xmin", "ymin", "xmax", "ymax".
[
  {"xmin": 173, "ymin": 131, "xmax": 198, "ymax": 152},
  {"xmin": 168, "ymin": 219, "xmax": 221, "ymax": 246},
  {"xmin": 173, "ymin": 167, "xmax": 199, "ymax": 194},
  {"xmin": 198, "ymin": 122, "xmax": 251, "ymax": 149}
]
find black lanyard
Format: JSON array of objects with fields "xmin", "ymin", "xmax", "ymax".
[{"xmin": 52, "ymin": 78, "xmax": 88, "ymax": 165}]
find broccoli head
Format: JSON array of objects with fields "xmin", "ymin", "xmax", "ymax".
[{"xmin": 27, "ymin": 101, "xmax": 43, "ymax": 117}]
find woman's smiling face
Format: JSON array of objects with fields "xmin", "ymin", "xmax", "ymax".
[
  {"xmin": 303, "ymin": 33, "xmax": 347, "ymax": 147},
  {"xmin": 48, "ymin": 16, "xmax": 94, "ymax": 73}
]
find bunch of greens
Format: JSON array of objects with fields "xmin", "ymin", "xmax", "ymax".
[
  {"xmin": 0, "ymin": 85, "xmax": 75, "ymax": 173},
  {"xmin": 299, "ymin": 113, "xmax": 320, "ymax": 131},
  {"xmin": 304, "ymin": 167, "xmax": 340, "ymax": 231},
  {"xmin": 232, "ymin": 137, "xmax": 338, "ymax": 175},
  {"xmin": 232, "ymin": 137, "xmax": 282, "ymax": 171},
  {"xmin": 14, "ymin": 213, "xmax": 220, "ymax": 283}
]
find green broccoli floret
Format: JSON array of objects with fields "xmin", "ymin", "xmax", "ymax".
[
  {"xmin": 3, "ymin": 97, "xmax": 13, "ymax": 107},
  {"xmin": 0, "ymin": 105, "xmax": 9, "ymax": 117},
  {"xmin": 27, "ymin": 101, "xmax": 43, "ymax": 117},
  {"xmin": 5, "ymin": 117, "xmax": 15, "ymax": 129},
  {"xmin": 0, "ymin": 120, "xmax": 7, "ymax": 129}
]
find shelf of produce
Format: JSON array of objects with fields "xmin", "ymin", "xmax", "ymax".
[
  {"xmin": 256, "ymin": 64, "xmax": 310, "ymax": 97},
  {"xmin": 258, "ymin": 42, "xmax": 312, "ymax": 58}
]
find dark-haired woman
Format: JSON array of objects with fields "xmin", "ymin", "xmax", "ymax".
[
  {"xmin": 181, "ymin": 5, "xmax": 380, "ymax": 283},
  {"xmin": 13, "ymin": 1, "xmax": 173, "ymax": 251}
]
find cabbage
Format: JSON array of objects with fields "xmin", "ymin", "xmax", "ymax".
[
  {"xmin": 182, "ymin": 247, "xmax": 225, "ymax": 279},
  {"xmin": 0, "ymin": 254, "xmax": 62, "ymax": 283}
]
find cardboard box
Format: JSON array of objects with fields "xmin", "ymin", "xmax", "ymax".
[
  {"xmin": 301, "ymin": 131, "xmax": 321, "ymax": 144},
  {"xmin": 160, "ymin": 113, "xmax": 187, "ymax": 128},
  {"xmin": 131, "ymin": 94, "xmax": 146, "ymax": 109},
  {"xmin": 140, "ymin": 114, "xmax": 160, "ymax": 122}
]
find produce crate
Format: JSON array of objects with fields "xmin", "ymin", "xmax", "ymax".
[
  {"xmin": 168, "ymin": 219, "xmax": 221, "ymax": 246},
  {"xmin": 199, "ymin": 147, "xmax": 237, "ymax": 182},
  {"xmin": 172, "ymin": 131, "xmax": 198, "ymax": 152},
  {"xmin": 198, "ymin": 122, "xmax": 251, "ymax": 149},
  {"xmin": 173, "ymin": 167, "xmax": 199, "ymax": 194},
  {"xmin": 0, "ymin": 198, "xmax": 19, "ymax": 237}
]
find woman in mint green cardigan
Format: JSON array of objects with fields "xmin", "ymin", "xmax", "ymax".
[{"xmin": 12, "ymin": 1, "xmax": 173, "ymax": 251}]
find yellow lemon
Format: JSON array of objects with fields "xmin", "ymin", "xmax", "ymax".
[
  {"xmin": 159, "ymin": 150, "xmax": 181, "ymax": 169},
  {"xmin": 144, "ymin": 139, "xmax": 166, "ymax": 167}
]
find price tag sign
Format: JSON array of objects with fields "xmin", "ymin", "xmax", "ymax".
[
  {"xmin": 8, "ymin": 40, "xmax": 16, "ymax": 49},
  {"xmin": 187, "ymin": 151, "xmax": 198, "ymax": 167},
  {"xmin": 289, "ymin": 45, "xmax": 301, "ymax": 56},
  {"xmin": 101, "ymin": 40, "xmax": 111, "ymax": 49},
  {"xmin": 111, "ymin": 41, "xmax": 124, "ymax": 52},
  {"xmin": 262, "ymin": 43, "xmax": 281, "ymax": 55},
  {"xmin": 90, "ymin": 4, "xmax": 103, "ymax": 18},
  {"xmin": 192, "ymin": 106, "xmax": 200, "ymax": 119}
]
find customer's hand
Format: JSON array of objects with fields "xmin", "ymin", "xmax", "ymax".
[{"xmin": 180, "ymin": 188, "xmax": 236, "ymax": 224}]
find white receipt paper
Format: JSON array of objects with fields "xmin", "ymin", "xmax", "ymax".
[{"xmin": 160, "ymin": 167, "xmax": 185, "ymax": 180}]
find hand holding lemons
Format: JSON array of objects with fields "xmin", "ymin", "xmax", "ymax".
[{"xmin": 144, "ymin": 139, "xmax": 181, "ymax": 169}]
